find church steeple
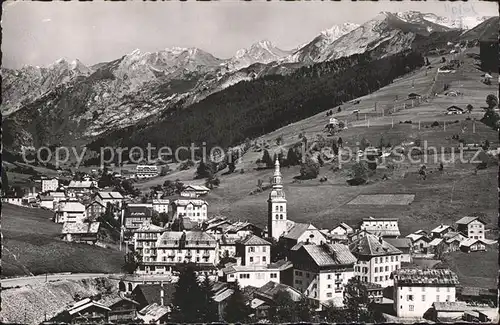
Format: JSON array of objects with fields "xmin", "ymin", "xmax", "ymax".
[{"xmin": 268, "ymin": 156, "xmax": 287, "ymax": 240}]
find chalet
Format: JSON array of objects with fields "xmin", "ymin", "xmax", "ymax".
[
  {"xmin": 67, "ymin": 180, "xmax": 97, "ymax": 193},
  {"xmin": 135, "ymin": 165, "xmax": 159, "ymax": 178},
  {"xmin": 94, "ymin": 191, "xmax": 124, "ymax": 208},
  {"xmin": 61, "ymin": 222, "xmax": 100, "ymax": 244},
  {"xmin": 442, "ymin": 232, "xmax": 467, "ymax": 252},
  {"xmin": 430, "ymin": 224, "xmax": 453, "ymax": 238},
  {"xmin": 210, "ymin": 282, "xmax": 235, "ymax": 320},
  {"xmin": 290, "ymin": 243, "xmax": 357, "ymax": 307},
  {"xmin": 428, "ymin": 238, "xmax": 447, "ymax": 255},
  {"xmin": 218, "ymin": 235, "xmax": 238, "ymax": 259},
  {"xmin": 282, "ymin": 222, "xmax": 327, "ymax": 249},
  {"xmin": 459, "ymin": 238, "xmax": 487, "ymax": 253},
  {"xmin": 349, "ymin": 234, "xmax": 402, "ymax": 288},
  {"xmin": 85, "ymin": 201, "xmax": 106, "ymax": 221},
  {"xmin": 134, "ymin": 224, "xmax": 166, "ymax": 263},
  {"xmin": 38, "ymin": 195, "xmax": 56, "ymax": 210},
  {"xmin": 54, "ymin": 200, "xmax": 86, "ymax": 223},
  {"xmin": 363, "ymin": 282, "xmax": 384, "ymax": 304},
  {"xmin": 221, "ymin": 260, "xmax": 292, "ymax": 288},
  {"xmin": 406, "ymin": 234, "xmax": 431, "ymax": 253},
  {"xmin": 329, "ymin": 222, "xmax": 354, "ymax": 239},
  {"xmin": 235, "ymin": 235, "xmax": 271, "ymax": 266},
  {"xmin": 457, "ymin": 287, "xmax": 497, "ymax": 306},
  {"xmin": 171, "ymin": 199, "xmax": 208, "ymax": 223},
  {"xmin": 137, "ymin": 231, "xmax": 218, "ymax": 274},
  {"xmin": 445, "ymin": 105, "xmax": 464, "ymax": 115},
  {"xmin": 391, "ymin": 268, "xmax": 460, "ymax": 318},
  {"xmin": 348, "ymin": 229, "xmax": 371, "ymax": 242},
  {"xmin": 463, "ymin": 310, "xmax": 492, "ymax": 323},
  {"xmin": 384, "ymin": 238, "xmax": 412, "ymax": 263},
  {"xmin": 131, "ymin": 283, "xmax": 176, "ymax": 309},
  {"xmin": 250, "ymin": 281, "xmax": 303, "ymax": 320},
  {"xmin": 455, "ymin": 216, "xmax": 487, "ymax": 240},
  {"xmin": 64, "ymin": 298, "xmax": 111, "ymax": 324},
  {"xmin": 180, "ymin": 185, "xmax": 210, "ymax": 198},
  {"xmin": 359, "ymin": 217, "xmax": 400, "ymax": 238},
  {"xmin": 407, "ymin": 93, "xmax": 422, "ymax": 100},
  {"xmin": 428, "ymin": 301, "xmax": 467, "ymax": 322},
  {"xmin": 99, "ymin": 293, "xmax": 140, "ymax": 323},
  {"xmin": 123, "ymin": 206, "xmax": 154, "ymax": 230},
  {"xmin": 203, "ymin": 217, "xmax": 233, "ymax": 236},
  {"xmin": 225, "ymin": 221, "xmax": 264, "ymax": 239}
]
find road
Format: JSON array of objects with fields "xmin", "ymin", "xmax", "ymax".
[{"xmin": 0, "ymin": 273, "xmax": 122, "ymax": 288}]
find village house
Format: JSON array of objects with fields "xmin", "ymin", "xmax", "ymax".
[
  {"xmin": 41, "ymin": 177, "xmax": 59, "ymax": 192},
  {"xmin": 249, "ymin": 281, "xmax": 304, "ymax": 320},
  {"xmin": 211, "ymin": 282, "xmax": 235, "ymax": 320},
  {"xmin": 427, "ymin": 301, "xmax": 467, "ymax": 322},
  {"xmin": 446, "ymin": 105, "xmax": 465, "ymax": 115},
  {"xmin": 442, "ymin": 231, "xmax": 467, "ymax": 252},
  {"xmin": 218, "ymin": 235, "xmax": 238, "ymax": 259},
  {"xmin": 363, "ymin": 282, "xmax": 384, "ymax": 304},
  {"xmin": 137, "ymin": 303, "xmax": 170, "ymax": 324},
  {"xmin": 406, "ymin": 233, "xmax": 431, "ymax": 253},
  {"xmin": 221, "ymin": 260, "xmax": 292, "ymax": 288},
  {"xmin": 180, "ymin": 184, "xmax": 210, "ymax": 198},
  {"xmin": 85, "ymin": 200, "xmax": 106, "ymax": 221},
  {"xmin": 63, "ymin": 298, "xmax": 111, "ymax": 324},
  {"xmin": 385, "ymin": 238, "xmax": 413, "ymax": 263},
  {"xmin": 290, "ymin": 243, "xmax": 357, "ymax": 307},
  {"xmin": 348, "ymin": 229, "xmax": 371, "ymax": 242},
  {"xmin": 99, "ymin": 293, "xmax": 140, "ymax": 323},
  {"xmin": 131, "ymin": 283, "xmax": 176, "ymax": 309},
  {"xmin": 225, "ymin": 221, "xmax": 264, "ymax": 239},
  {"xmin": 171, "ymin": 199, "xmax": 208, "ymax": 223},
  {"xmin": 38, "ymin": 194, "xmax": 56, "ymax": 210},
  {"xmin": 391, "ymin": 268, "xmax": 460, "ymax": 318},
  {"xmin": 67, "ymin": 180, "xmax": 98, "ymax": 194},
  {"xmin": 61, "ymin": 222, "xmax": 100, "ymax": 244},
  {"xmin": 430, "ymin": 224, "xmax": 453, "ymax": 238},
  {"xmin": 459, "ymin": 238, "xmax": 487, "ymax": 253},
  {"xmin": 359, "ymin": 217, "xmax": 401, "ymax": 238},
  {"xmin": 137, "ymin": 231, "xmax": 218, "ymax": 274},
  {"xmin": 457, "ymin": 287, "xmax": 497, "ymax": 306},
  {"xmin": 94, "ymin": 191, "xmax": 124, "ymax": 209},
  {"xmin": 428, "ymin": 238, "xmax": 447, "ymax": 256},
  {"xmin": 282, "ymin": 223, "xmax": 327, "ymax": 250},
  {"xmin": 152, "ymin": 199, "xmax": 170, "ymax": 214},
  {"xmin": 349, "ymin": 234, "xmax": 402, "ymax": 288},
  {"xmin": 455, "ymin": 216, "xmax": 487, "ymax": 240},
  {"xmin": 54, "ymin": 200, "xmax": 86, "ymax": 223},
  {"xmin": 235, "ymin": 235, "xmax": 271, "ymax": 266},
  {"xmin": 123, "ymin": 206, "xmax": 154, "ymax": 231},
  {"xmin": 135, "ymin": 165, "xmax": 160, "ymax": 178},
  {"xmin": 330, "ymin": 222, "xmax": 354, "ymax": 237}
]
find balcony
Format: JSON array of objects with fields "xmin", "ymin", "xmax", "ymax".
[{"xmin": 335, "ymin": 279, "xmax": 342, "ymax": 284}]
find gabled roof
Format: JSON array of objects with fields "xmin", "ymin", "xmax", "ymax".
[
  {"xmin": 98, "ymin": 293, "xmax": 139, "ymax": 308},
  {"xmin": 460, "ymin": 238, "xmax": 486, "ymax": 247},
  {"xmin": 138, "ymin": 303, "xmax": 170, "ymax": 318},
  {"xmin": 283, "ymin": 223, "xmax": 323, "ymax": 241},
  {"xmin": 58, "ymin": 201, "xmax": 86, "ymax": 212},
  {"xmin": 332, "ymin": 222, "xmax": 353, "ymax": 232},
  {"xmin": 456, "ymin": 216, "xmax": 486, "ymax": 225},
  {"xmin": 68, "ymin": 180, "xmax": 97, "ymax": 189},
  {"xmin": 125, "ymin": 206, "xmax": 154, "ymax": 217},
  {"xmin": 431, "ymin": 225, "xmax": 452, "ymax": 234},
  {"xmin": 224, "ymin": 221, "xmax": 261, "ymax": 234},
  {"xmin": 349, "ymin": 234, "xmax": 402, "ymax": 256},
  {"xmin": 384, "ymin": 238, "xmax": 412, "ymax": 249},
  {"xmin": 157, "ymin": 231, "xmax": 216, "ymax": 247},
  {"xmin": 62, "ymin": 222, "xmax": 100, "ymax": 234},
  {"xmin": 133, "ymin": 283, "xmax": 176, "ymax": 306},
  {"xmin": 67, "ymin": 298, "xmax": 111, "ymax": 315},
  {"xmin": 428, "ymin": 238, "xmax": 444, "ymax": 246},
  {"xmin": 237, "ymin": 234, "xmax": 271, "ymax": 246},
  {"xmin": 172, "ymin": 199, "xmax": 208, "ymax": 206},
  {"xmin": 301, "ymin": 243, "xmax": 357, "ymax": 267},
  {"xmin": 406, "ymin": 234, "xmax": 425, "ymax": 243},
  {"xmin": 183, "ymin": 185, "xmax": 210, "ymax": 192},
  {"xmin": 134, "ymin": 224, "xmax": 166, "ymax": 233},
  {"xmin": 254, "ymin": 281, "xmax": 302, "ymax": 302},
  {"xmin": 85, "ymin": 200, "xmax": 105, "ymax": 209},
  {"xmin": 447, "ymin": 105, "xmax": 464, "ymax": 111},
  {"xmin": 97, "ymin": 191, "xmax": 124, "ymax": 200},
  {"xmin": 391, "ymin": 268, "xmax": 460, "ymax": 286}
]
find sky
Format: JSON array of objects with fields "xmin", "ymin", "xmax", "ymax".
[{"xmin": 2, "ymin": 0, "xmax": 497, "ymax": 69}]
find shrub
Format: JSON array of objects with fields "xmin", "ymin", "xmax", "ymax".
[
  {"xmin": 299, "ymin": 156, "xmax": 320, "ymax": 180},
  {"xmin": 465, "ymin": 117, "xmax": 471, "ymax": 120},
  {"xmin": 431, "ymin": 121, "xmax": 440, "ymax": 127}
]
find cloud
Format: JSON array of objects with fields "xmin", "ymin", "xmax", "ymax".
[{"xmin": 42, "ymin": 18, "xmax": 52, "ymax": 23}]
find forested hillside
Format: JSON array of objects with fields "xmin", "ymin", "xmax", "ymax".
[{"xmin": 89, "ymin": 50, "xmax": 424, "ymax": 154}]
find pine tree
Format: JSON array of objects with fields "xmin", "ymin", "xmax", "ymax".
[
  {"xmin": 199, "ymin": 277, "xmax": 219, "ymax": 322},
  {"xmin": 296, "ymin": 295, "xmax": 314, "ymax": 322},
  {"xmin": 286, "ymin": 147, "xmax": 300, "ymax": 166},
  {"xmin": 223, "ymin": 281, "xmax": 251, "ymax": 323},
  {"xmin": 171, "ymin": 263, "xmax": 204, "ymax": 322},
  {"xmin": 262, "ymin": 149, "xmax": 273, "ymax": 168},
  {"xmin": 195, "ymin": 160, "xmax": 212, "ymax": 179},
  {"xmin": 270, "ymin": 290, "xmax": 296, "ymax": 322},
  {"xmin": 1, "ymin": 166, "xmax": 9, "ymax": 196}
]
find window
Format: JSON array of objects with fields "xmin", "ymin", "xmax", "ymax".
[
  {"xmin": 408, "ymin": 287, "xmax": 412, "ymax": 292},
  {"xmin": 436, "ymin": 287, "xmax": 440, "ymax": 292},
  {"xmin": 409, "ymin": 305, "xmax": 414, "ymax": 311},
  {"xmin": 385, "ymin": 257, "xmax": 389, "ymax": 262},
  {"xmin": 385, "ymin": 276, "xmax": 388, "ymax": 280},
  {"xmin": 447, "ymin": 287, "xmax": 450, "ymax": 292},
  {"xmin": 327, "ymin": 284, "xmax": 332, "ymax": 289},
  {"xmin": 436, "ymin": 295, "xmax": 440, "ymax": 302},
  {"xmin": 385, "ymin": 266, "xmax": 389, "ymax": 272},
  {"xmin": 391, "ymin": 256, "xmax": 394, "ymax": 262},
  {"xmin": 422, "ymin": 287, "xmax": 425, "ymax": 292},
  {"xmin": 262, "ymin": 256, "xmax": 266, "ymax": 262},
  {"xmin": 249, "ymin": 247, "xmax": 255, "ymax": 253},
  {"xmin": 374, "ymin": 277, "xmax": 378, "ymax": 282},
  {"xmin": 407, "ymin": 295, "xmax": 414, "ymax": 301},
  {"xmin": 422, "ymin": 295, "xmax": 426, "ymax": 301},
  {"xmin": 250, "ymin": 257, "xmax": 254, "ymax": 263},
  {"xmin": 374, "ymin": 267, "xmax": 378, "ymax": 273},
  {"xmin": 270, "ymin": 273, "xmax": 277, "ymax": 279},
  {"xmin": 306, "ymin": 273, "xmax": 310, "ymax": 278},
  {"xmin": 262, "ymin": 246, "xmax": 266, "ymax": 252},
  {"xmin": 328, "ymin": 274, "xmax": 332, "ymax": 279}
]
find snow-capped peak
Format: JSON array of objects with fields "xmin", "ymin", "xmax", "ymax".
[{"xmin": 320, "ymin": 22, "xmax": 360, "ymax": 41}]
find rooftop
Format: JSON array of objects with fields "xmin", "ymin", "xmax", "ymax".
[
  {"xmin": 431, "ymin": 224, "xmax": 452, "ymax": 233},
  {"xmin": 134, "ymin": 224, "xmax": 166, "ymax": 233},
  {"xmin": 283, "ymin": 223, "xmax": 321, "ymax": 241},
  {"xmin": 384, "ymin": 238, "xmax": 412, "ymax": 249},
  {"xmin": 172, "ymin": 199, "xmax": 208, "ymax": 206},
  {"xmin": 61, "ymin": 222, "xmax": 100, "ymax": 234},
  {"xmin": 392, "ymin": 268, "xmax": 460, "ymax": 286},
  {"xmin": 138, "ymin": 303, "xmax": 170, "ymax": 318},
  {"xmin": 237, "ymin": 234, "xmax": 271, "ymax": 246},
  {"xmin": 460, "ymin": 238, "xmax": 486, "ymax": 247},
  {"xmin": 133, "ymin": 283, "xmax": 176, "ymax": 306},
  {"xmin": 432, "ymin": 301, "xmax": 467, "ymax": 312},
  {"xmin": 301, "ymin": 243, "xmax": 357, "ymax": 267},
  {"xmin": 456, "ymin": 216, "xmax": 486, "ymax": 225},
  {"xmin": 157, "ymin": 231, "xmax": 216, "ymax": 247},
  {"xmin": 349, "ymin": 233, "xmax": 402, "ymax": 256},
  {"xmin": 97, "ymin": 191, "xmax": 124, "ymax": 200}
]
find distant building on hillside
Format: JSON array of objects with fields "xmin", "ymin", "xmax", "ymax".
[
  {"xmin": 123, "ymin": 206, "xmax": 154, "ymax": 230},
  {"xmin": 135, "ymin": 165, "xmax": 159, "ymax": 178},
  {"xmin": 235, "ymin": 235, "xmax": 271, "ymax": 267},
  {"xmin": 42, "ymin": 178, "xmax": 59, "ymax": 192},
  {"xmin": 459, "ymin": 238, "xmax": 487, "ymax": 253},
  {"xmin": 391, "ymin": 268, "xmax": 460, "ymax": 318},
  {"xmin": 152, "ymin": 199, "xmax": 169, "ymax": 214},
  {"xmin": 180, "ymin": 185, "xmax": 210, "ymax": 198},
  {"xmin": 85, "ymin": 200, "xmax": 106, "ymax": 221},
  {"xmin": 54, "ymin": 200, "xmax": 86, "ymax": 223},
  {"xmin": 94, "ymin": 191, "xmax": 124, "ymax": 208},
  {"xmin": 455, "ymin": 216, "xmax": 486, "ymax": 240},
  {"xmin": 221, "ymin": 260, "xmax": 292, "ymax": 289},
  {"xmin": 61, "ymin": 222, "xmax": 100, "ymax": 244},
  {"xmin": 171, "ymin": 199, "xmax": 208, "ymax": 223},
  {"xmin": 67, "ymin": 180, "xmax": 97, "ymax": 194},
  {"xmin": 359, "ymin": 217, "xmax": 400, "ymax": 238},
  {"xmin": 430, "ymin": 225, "xmax": 453, "ymax": 238}
]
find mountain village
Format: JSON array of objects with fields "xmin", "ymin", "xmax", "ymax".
[{"xmin": 1, "ymin": 5, "xmax": 499, "ymax": 325}]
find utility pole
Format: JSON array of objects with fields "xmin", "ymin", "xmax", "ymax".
[
  {"xmin": 419, "ymin": 120, "xmax": 421, "ymax": 130},
  {"xmin": 392, "ymin": 118, "xmax": 394, "ymax": 128}
]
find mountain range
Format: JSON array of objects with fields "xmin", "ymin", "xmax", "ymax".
[{"xmin": 1, "ymin": 11, "xmax": 494, "ymax": 153}]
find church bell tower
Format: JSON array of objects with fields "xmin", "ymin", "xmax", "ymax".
[{"xmin": 268, "ymin": 157, "xmax": 287, "ymax": 240}]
